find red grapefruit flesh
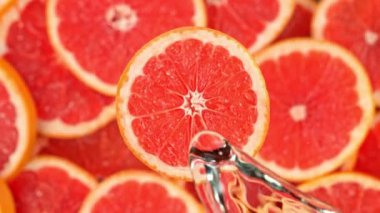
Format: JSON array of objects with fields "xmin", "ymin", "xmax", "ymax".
[
  {"xmin": 354, "ymin": 114, "xmax": 380, "ymax": 179},
  {"xmin": 80, "ymin": 171, "xmax": 203, "ymax": 213},
  {"xmin": 300, "ymin": 172, "xmax": 380, "ymax": 213},
  {"xmin": 254, "ymin": 39, "xmax": 374, "ymax": 181},
  {"xmin": 313, "ymin": 0, "xmax": 380, "ymax": 106},
  {"xmin": 0, "ymin": 59, "xmax": 36, "ymax": 180},
  {"xmin": 39, "ymin": 121, "xmax": 149, "ymax": 180},
  {"xmin": 276, "ymin": 0, "xmax": 316, "ymax": 41},
  {"xmin": 116, "ymin": 27, "xmax": 270, "ymax": 179},
  {"xmin": 0, "ymin": 0, "xmax": 115, "ymax": 138},
  {"xmin": 47, "ymin": 0, "xmax": 207, "ymax": 95},
  {"xmin": 8, "ymin": 156, "xmax": 97, "ymax": 213},
  {"xmin": 205, "ymin": 0, "xmax": 295, "ymax": 52}
]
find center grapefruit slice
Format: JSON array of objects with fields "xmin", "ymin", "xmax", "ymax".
[
  {"xmin": 47, "ymin": 0, "xmax": 207, "ymax": 95},
  {"xmin": 0, "ymin": 59, "xmax": 36, "ymax": 180},
  {"xmin": 254, "ymin": 39, "xmax": 374, "ymax": 182},
  {"xmin": 8, "ymin": 156, "xmax": 97, "ymax": 213},
  {"xmin": 205, "ymin": 0, "xmax": 295, "ymax": 52},
  {"xmin": 80, "ymin": 171, "xmax": 203, "ymax": 213},
  {"xmin": 0, "ymin": 179, "xmax": 15, "ymax": 213},
  {"xmin": 0, "ymin": 0, "xmax": 115, "ymax": 138},
  {"xmin": 116, "ymin": 27, "xmax": 269, "ymax": 180}
]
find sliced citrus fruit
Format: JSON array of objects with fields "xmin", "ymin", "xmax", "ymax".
[
  {"xmin": 0, "ymin": 0, "xmax": 14, "ymax": 16},
  {"xmin": 205, "ymin": 0, "xmax": 295, "ymax": 53},
  {"xmin": 0, "ymin": 0, "xmax": 115, "ymax": 138},
  {"xmin": 254, "ymin": 39, "xmax": 374, "ymax": 182},
  {"xmin": 8, "ymin": 155, "xmax": 97, "ymax": 212},
  {"xmin": 339, "ymin": 152, "xmax": 358, "ymax": 172},
  {"xmin": 275, "ymin": 0, "xmax": 316, "ymax": 41},
  {"xmin": 80, "ymin": 170, "xmax": 203, "ymax": 213},
  {"xmin": 0, "ymin": 179, "xmax": 15, "ymax": 213},
  {"xmin": 47, "ymin": 0, "xmax": 207, "ymax": 96},
  {"xmin": 299, "ymin": 172, "xmax": 380, "ymax": 213},
  {"xmin": 0, "ymin": 59, "xmax": 36, "ymax": 180},
  {"xmin": 40, "ymin": 120, "xmax": 149, "ymax": 180},
  {"xmin": 354, "ymin": 113, "xmax": 380, "ymax": 178},
  {"xmin": 116, "ymin": 27, "xmax": 270, "ymax": 180},
  {"xmin": 313, "ymin": 0, "xmax": 380, "ymax": 106}
]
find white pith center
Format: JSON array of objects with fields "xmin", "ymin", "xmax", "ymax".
[
  {"xmin": 182, "ymin": 91, "xmax": 207, "ymax": 116},
  {"xmin": 206, "ymin": 0, "xmax": 228, "ymax": 6},
  {"xmin": 105, "ymin": 4, "xmax": 138, "ymax": 32},
  {"xmin": 364, "ymin": 30, "xmax": 378, "ymax": 45},
  {"xmin": 289, "ymin": 104, "xmax": 307, "ymax": 122}
]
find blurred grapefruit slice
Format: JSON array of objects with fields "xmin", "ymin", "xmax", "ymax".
[
  {"xmin": 300, "ymin": 172, "xmax": 380, "ymax": 213},
  {"xmin": 116, "ymin": 27, "xmax": 269, "ymax": 180},
  {"xmin": 0, "ymin": 179, "xmax": 15, "ymax": 213},
  {"xmin": 255, "ymin": 39, "xmax": 374, "ymax": 182},
  {"xmin": 47, "ymin": 0, "xmax": 207, "ymax": 95},
  {"xmin": 0, "ymin": 59, "xmax": 36, "ymax": 180},
  {"xmin": 313, "ymin": 0, "xmax": 380, "ymax": 106},
  {"xmin": 80, "ymin": 170, "xmax": 203, "ymax": 213},
  {"xmin": 0, "ymin": 0, "xmax": 115, "ymax": 138},
  {"xmin": 8, "ymin": 155, "xmax": 97, "ymax": 213},
  {"xmin": 205, "ymin": 0, "xmax": 295, "ymax": 52}
]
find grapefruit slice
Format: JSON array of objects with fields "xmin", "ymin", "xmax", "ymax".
[
  {"xmin": 0, "ymin": 0, "xmax": 115, "ymax": 138},
  {"xmin": 354, "ymin": 113, "xmax": 380, "ymax": 179},
  {"xmin": 254, "ymin": 39, "xmax": 374, "ymax": 182},
  {"xmin": 205, "ymin": 0, "xmax": 295, "ymax": 53},
  {"xmin": 8, "ymin": 155, "xmax": 97, "ymax": 213},
  {"xmin": 0, "ymin": 179, "xmax": 15, "ymax": 213},
  {"xmin": 40, "ymin": 120, "xmax": 149, "ymax": 180},
  {"xmin": 299, "ymin": 172, "xmax": 380, "ymax": 213},
  {"xmin": 47, "ymin": 0, "xmax": 207, "ymax": 96},
  {"xmin": 313, "ymin": 0, "xmax": 380, "ymax": 106},
  {"xmin": 0, "ymin": 59, "xmax": 36, "ymax": 180},
  {"xmin": 0, "ymin": 0, "xmax": 14, "ymax": 15},
  {"xmin": 116, "ymin": 27, "xmax": 270, "ymax": 180},
  {"xmin": 80, "ymin": 170, "xmax": 203, "ymax": 213},
  {"xmin": 275, "ymin": 0, "xmax": 316, "ymax": 41}
]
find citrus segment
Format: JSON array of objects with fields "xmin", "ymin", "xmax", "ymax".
[
  {"xmin": 255, "ymin": 39, "xmax": 374, "ymax": 181},
  {"xmin": 300, "ymin": 172, "xmax": 380, "ymax": 213},
  {"xmin": 276, "ymin": 0, "xmax": 316, "ymax": 40},
  {"xmin": 0, "ymin": 0, "xmax": 115, "ymax": 138},
  {"xmin": 116, "ymin": 27, "xmax": 269, "ymax": 179},
  {"xmin": 0, "ymin": 179, "xmax": 15, "ymax": 213},
  {"xmin": 205, "ymin": 0, "xmax": 295, "ymax": 52},
  {"xmin": 313, "ymin": 0, "xmax": 380, "ymax": 106},
  {"xmin": 80, "ymin": 171, "xmax": 203, "ymax": 213},
  {"xmin": 354, "ymin": 113, "xmax": 380, "ymax": 178},
  {"xmin": 40, "ymin": 121, "xmax": 149, "ymax": 180},
  {"xmin": 0, "ymin": 59, "xmax": 36, "ymax": 180},
  {"xmin": 47, "ymin": 0, "xmax": 207, "ymax": 95},
  {"xmin": 8, "ymin": 156, "xmax": 97, "ymax": 213}
]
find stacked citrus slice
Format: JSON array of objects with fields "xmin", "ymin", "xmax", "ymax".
[{"xmin": 0, "ymin": 179, "xmax": 15, "ymax": 213}]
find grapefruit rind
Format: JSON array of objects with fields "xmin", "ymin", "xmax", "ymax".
[
  {"xmin": 0, "ymin": 179, "xmax": 15, "ymax": 213},
  {"xmin": 0, "ymin": 0, "xmax": 15, "ymax": 16},
  {"xmin": 79, "ymin": 170, "xmax": 204, "ymax": 213},
  {"xmin": 254, "ymin": 38, "xmax": 375, "ymax": 182},
  {"xmin": 46, "ymin": 0, "xmax": 208, "ymax": 96},
  {"xmin": 0, "ymin": 59, "xmax": 36, "ymax": 180},
  {"xmin": 0, "ymin": 0, "xmax": 116, "ymax": 138},
  {"xmin": 116, "ymin": 27, "xmax": 269, "ymax": 180},
  {"xmin": 248, "ymin": 0, "xmax": 296, "ymax": 53},
  {"xmin": 25, "ymin": 155, "xmax": 98, "ymax": 189},
  {"xmin": 295, "ymin": 0, "xmax": 317, "ymax": 12}
]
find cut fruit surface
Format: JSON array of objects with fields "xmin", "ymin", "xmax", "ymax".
[
  {"xmin": 116, "ymin": 27, "xmax": 269, "ymax": 180},
  {"xmin": 313, "ymin": 0, "xmax": 380, "ymax": 106},
  {"xmin": 354, "ymin": 113, "xmax": 380, "ymax": 179},
  {"xmin": 80, "ymin": 170, "xmax": 203, "ymax": 213},
  {"xmin": 0, "ymin": 0, "xmax": 14, "ymax": 15},
  {"xmin": 8, "ymin": 155, "xmax": 97, "ymax": 213},
  {"xmin": 0, "ymin": 179, "xmax": 15, "ymax": 213},
  {"xmin": 275, "ymin": 0, "xmax": 316, "ymax": 41},
  {"xmin": 40, "ymin": 121, "xmax": 149, "ymax": 180},
  {"xmin": 0, "ymin": 0, "xmax": 115, "ymax": 138},
  {"xmin": 47, "ymin": 0, "xmax": 207, "ymax": 95},
  {"xmin": 0, "ymin": 59, "xmax": 36, "ymax": 180},
  {"xmin": 254, "ymin": 39, "xmax": 374, "ymax": 182},
  {"xmin": 300, "ymin": 172, "xmax": 380, "ymax": 213},
  {"xmin": 205, "ymin": 0, "xmax": 295, "ymax": 52}
]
